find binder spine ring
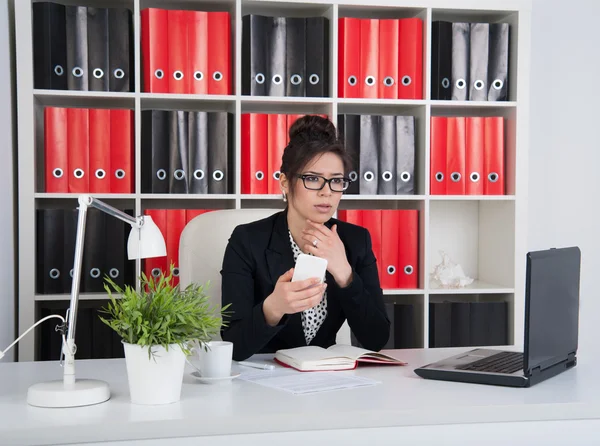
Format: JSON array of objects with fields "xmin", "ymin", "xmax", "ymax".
[
  {"xmin": 386, "ymin": 265, "xmax": 396, "ymax": 275},
  {"xmin": 174, "ymin": 169, "xmax": 186, "ymax": 181},
  {"xmin": 213, "ymin": 71, "xmax": 223, "ymax": 81},
  {"xmin": 488, "ymin": 172, "xmax": 499, "ymax": 182},
  {"xmin": 450, "ymin": 172, "xmax": 461, "ymax": 182},
  {"xmin": 290, "ymin": 74, "xmax": 302, "ymax": 85},
  {"xmin": 109, "ymin": 268, "xmax": 120, "ymax": 279},
  {"xmin": 49, "ymin": 268, "xmax": 60, "ymax": 279},
  {"xmin": 173, "ymin": 70, "xmax": 184, "ymax": 81},
  {"xmin": 435, "ymin": 172, "xmax": 444, "ymax": 182},
  {"xmin": 401, "ymin": 75, "xmax": 412, "ymax": 86},
  {"xmin": 474, "ymin": 80, "xmax": 485, "ymax": 90},
  {"xmin": 383, "ymin": 76, "xmax": 394, "ymax": 87},
  {"xmin": 95, "ymin": 169, "xmax": 106, "ymax": 179},
  {"xmin": 156, "ymin": 169, "xmax": 167, "ymax": 180},
  {"xmin": 154, "ymin": 69, "xmax": 164, "ymax": 80},
  {"xmin": 365, "ymin": 75, "xmax": 375, "ymax": 86},
  {"xmin": 400, "ymin": 171, "xmax": 411, "ymax": 182},
  {"xmin": 404, "ymin": 265, "xmax": 414, "ymax": 275},
  {"xmin": 90, "ymin": 267, "xmax": 101, "ymax": 279},
  {"xmin": 194, "ymin": 71, "xmax": 203, "ymax": 81},
  {"xmin": 93, "ymin": 68, "xmax": 104, "ymax": 79},
  {"xmin": 455, "ymin": 78, "xmax": 466, "ymax": 89},
  {"xmin": 349, "ymin": 171, "xmax": 358, "ymax": 182},
  {"xmin": 74, "ymin": 168, "xmax": 85, "ymax": 179},
  {"xmin": 492, "ymin": 79, "xmax": 503, "ymax": 90},
  {"xmin": 273, "ymin": 171, "xmax": 281, "ymax": 180},
  {"xmin": 173, "ymin": 267, "xmax": 180, "ymax": 277},
  {"xmin": 193, "ymin": 169, "xmax": 204, "ymax": 180},
  {"xmin": 213, "ymin": 170, "xmax": 224, "ymax": 181},
  {"xmin": 470, "ymin": 172, "xmax": 480, "ymax": 182},
  {"xmin": 363, "ymin": 171, "xmax": 375, "ymax": 182},
  {"xmin": 72, "ymin": 67, "xmax": 83, "ymax": 78},
  {"xmin": 255, "ymin": 171, "xmax": 264, "ymax": 180},
  {"xmin": 115, "ymin": 169, "xmax": 126, "ymax": 179},
  {"xmin": 54, "ymin": 65, "xmax": 64, "ymax": 76},
  {"xmin": 441, "ymin": 77, "xmax": 450, "ymax": 89},
  {"xmin": 255, "ymin": 73, "xmax": 265, "ymax": 84},
  {"xmin": 382, "ymin": 171, "xmax": 393, "ymax": 182},
  {"xmin": 53, "ymin": 168, "xmax": 63, "ymax": 178},
  {"xmin": 114, "ymin": 68, "xmax": 125, "ymax": 79},
  {"xmin": 309, "ymin": 74, "xmax": 319, "ymax": 85},
  {"xmin": 272, "ymin": 74, "xmax": 282, "ymax": 85},
  {"xmin": 151, "ymin": 267, "xmax": 161, "ymax": 278},
  {"xmin": 347, "ymin": 75, "xmax": 357, "ymax": 86},
  {"xmin": 70, "ymin": 268, "xmax": 74, "ymax": 278}
]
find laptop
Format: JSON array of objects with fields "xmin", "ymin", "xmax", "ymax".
[{"xmin": 414, "ymin": 246, "xmax": 581, "ymax": 388}]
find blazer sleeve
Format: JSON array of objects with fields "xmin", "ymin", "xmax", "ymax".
[
  {"xmin": 328, "ymin": 227, "xmax": 390, "ymax": 351},
  {"xmin": 220, "ymin": 225, "xmax": 285, "ymax": 361}
]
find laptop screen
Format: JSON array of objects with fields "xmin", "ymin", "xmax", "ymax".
[{"xmin": 524, "ymin": 246, "xmax": 580, "ymax": 373}]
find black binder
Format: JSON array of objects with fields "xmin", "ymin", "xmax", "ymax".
[
  {"xmin": 168, "ymin": 111, "xmax": 189, "ymax": 194},
  {"xmin": 266, "ymin": 17, "xmax": 286, "ymax": 97},
  {"xmin": 62, "ymin": 209, "xmax": 78, "ymax": 294},
  {"xmin": 451, "ymin": 22, "xmax": 470, "ymax": 101},
  {"xmin": 104, "ymin": 208, "xmax": 134, "ymax": 290},
  {"xmin": 108, "ymin": 7, "xmax": 133, "ymax": 92},
  {"xmin": 468, "ymin": 23, "xmax": 489, "ymax": 101},
  {"xmin": 141, "ymin": 110, "xmax": 170, "ymax": 194},
  {"xmin": 377, "ymin": 115, "xmax": 396, "ymax": 195},
  {"xmin": 207, "ymin": 112, "xmax": 231, "ymax": 194},
  {"xmin": 188, "ymin": 111, "xmax": 209, "ymax": 194},
  {"xmin": 87, "ymin": 7, "xmax": 109, "ymax": 91},
  {"xmin": 65, "ymin": 5, "xmax": 88, "ymax": 91},
  {"xmin": 396, "ymin": 115, "xmax": 415, "ymax": 195},
  {"xmin": 305, "ymin": 17, "xmax": 329, "ymax": 97},
  {"xmin": 337, "ymin": 114, "xmax": 360, "ymax": 194},
  {"xmin": 242, "ymin": 14, "xmax": 268, "ymax": 96},
  {"xmin": 488, "ymin": 23, "xmax": 509, "ymax": 101},
  {"xmin": 81, "ymin": 208, "xmax": 106, "ymax": 293},
  {"xmin": 36, "ymin": 209, "xmax": 64, "ymax": 294},
  {"xmin": 430, "ymin": 21, "xmax": 452, "ymax": 100},
  {"xmin": 359, "ymin": 114, "xmax": 378, "ymax": 195},
  {"xmin": 285, "ymin": 17, "xmax": 306, "ymax": 97},
  {"xmin": 32, "ymin": 2, "xmax": 67, "ymax": 90}
]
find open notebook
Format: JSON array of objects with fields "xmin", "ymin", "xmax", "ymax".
[{"xmin": 274, "ymin": 344, "xmax": 407, "ymax": 371}]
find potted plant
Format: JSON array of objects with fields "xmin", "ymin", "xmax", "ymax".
[{"xmin": 99, "ymin": 266, "xmax": 230, "ymax": 405}]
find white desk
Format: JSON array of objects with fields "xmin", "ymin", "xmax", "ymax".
[{"xmin": 1, "ymin": 347, "xmax": 599, "ymax": 446}]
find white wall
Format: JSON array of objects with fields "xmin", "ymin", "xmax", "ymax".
[
  {"xmin": 0, "ymin": 0, "xmax": 15, "ymax": 361},
  {"xmin": 529, "ymin": 0, "xmax": 600, "ymax": 364}
]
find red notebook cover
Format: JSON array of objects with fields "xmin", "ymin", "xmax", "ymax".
[{"xmin": 44, "ymin": 107, "xmax": 68, "ymax": 193}]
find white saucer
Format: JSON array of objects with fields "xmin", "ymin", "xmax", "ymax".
[{"xmin": 190, "ymin": 371, "xmax": 241, "ymax": 384}]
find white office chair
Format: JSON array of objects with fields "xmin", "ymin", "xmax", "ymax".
[{"xmin": 179, "ymin": 208, "xmax": 351, "ymax": 344}]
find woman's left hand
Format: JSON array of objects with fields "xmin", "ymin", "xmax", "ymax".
[{"xmin": 302, "ymin": 219, "xmax": 353, "ymax": 287}]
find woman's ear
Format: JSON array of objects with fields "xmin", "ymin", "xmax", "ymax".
[{"xmin": 279, "ymin": 173, "xmax": 289, "ymax": 196}]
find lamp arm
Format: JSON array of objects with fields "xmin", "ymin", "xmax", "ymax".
[{"xmin": 83, "ymin": 195, "xmax": 140, "ymax": 228}]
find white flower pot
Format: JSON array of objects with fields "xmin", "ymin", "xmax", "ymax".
[{"xmin": 122, "ymin": 341, "xmax": 186, "ymax": 405}]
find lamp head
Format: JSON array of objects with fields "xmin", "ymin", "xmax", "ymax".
[{"xmin": 127, "ymin": 215, "xmax": 167, "ymax": 260}]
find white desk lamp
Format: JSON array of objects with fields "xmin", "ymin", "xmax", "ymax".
[{"xmin": 24, "ymin": 195, "xmax": 166, "ymax": 408}]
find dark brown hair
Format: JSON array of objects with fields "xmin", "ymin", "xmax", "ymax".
[{"xmin": 280, "ymin": 115, "xmax": 352, "ymax": 195}]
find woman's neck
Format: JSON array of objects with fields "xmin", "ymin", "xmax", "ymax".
[{"xmin": 286, "ymin": 206, "xmax": 307, "ymax": 252}]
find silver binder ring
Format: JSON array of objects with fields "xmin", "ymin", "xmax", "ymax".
[
  {"xmin": 115, "ymin": 169, "xmax": 126, "ymax": 179},
  {"xmin": 109, "ymin": 268, "xmax": 120, "ymax": 279},
  {"xmin": 95, "ymin": 169, "xmax": 106, "ymax": 179},
  {"xmin": 474, "ymin": 79, "xmax": 485, "ymax": 90},
  {"xmin": 387, "ymin": 265, "xmax": 396, "ymax": 275},
  {"xmin": 348, "ymin": 75, "xmax": 357, "ymax": 86},
  {"xmin": 401, "ymin": 75, "xmax": 412, "ymax": 86},
  {"xmin": 364, "ymin": 171, "xmax": 374, "ymax": 182},
  {"xmin": 72, "ymin": 67, "xmax": 83, "ymax": 78},
  {"xmin": 193, "ymin": 169, "xmax": 204, "ymax": 180},
  {"xmin": 151, "ymin": 267, "xmax": 161, "ymax": 278},
  {"xmin": 173, "ymin": 70, "xmax": 184, "ymax": 81},
  {"xmin": 470, "ymin": 172, "xmax": 480, "ymax": 182},
  {"xmin": 74, "ymin": 168, "xmax": 84, "ymax": 179},
  {"xmin": 174, "ymin": 169, "xmax": 186, "ymax": 181},
  {"xmin": 194, "ymin": 71, "xmax": 203, "ymax": 81},
  {"xmin": 456, "ymin": 78, "xmax": 466, "ymax": 89},
  {"xmin": 451, "ymin": 172, "xmax": 461, "ymax": 182},
  {"xmin": 173, "ymin": 267, "xmax": 180, "ymax": 277},
  {"xmin": 435, "ymin": 172, "xmax": 444, "ymax": 182},
  {"xmin": 255, "ymin": 73, "xmax": 265, "ymax": 84},
  {"xmin": 154, "ymin": 69, "xmax": 164, "ymax": 80},
  {"xmin": 156, "ymin": 169, "xmax": 167, "ymax": 180},
  {"xmin": 114, "ymin": 68, "xmax": 125, "ymax": 79},
  {"xmin": 90, "ymin": 268, "xmax": 101, "ymax": 279},
  {"xmin": 49, "ymin": 268, "xmax": 60, "ymax": 279},
  {"xmin": 441, "ymin": 77, "xmax": 450, "ymax": 89},
  {"xmin": 365, "ymin": 75, "xmax": 375, "ymax": 86},
  {"xmin": 488, "ymin": 172, "xmax": 499, "ymax": 182},
  {"xmin": 404, "ymin": 265, "xmax": 414, "ymax": 275},
  {"xmin": 213, "ymin": 71, "xmax": 223, "ymax": 81},
  {"xmin": 273, "ymin": 171, "xmax": 281, "ymax": 180},
  {"xmin": 272, "ymin": 74, "xmax": 282, "ymax": 85},
  {"xmin": 53, "ymin": 168, "xmax": 63, "ymax": 178},
  {"xmin": 400, "ymin": 171, "xmax": 411, "ymax": 182},
  {"xmin": 255, "ymin": 170, "xmax": 264, "ymax": 181},
  {"xmin": 383, "ymin": 76, "xmax": 394, "ymax": 87},
  {"xmin": 349, "ymin": 171, "xmax": 358, "ymax": 182},
  {"xmin": 382, "ymin": 171, "xmax": 393, "ymax": 182},
  {"xmin": 309, "ymin": 74, "xmax": 319, "ymax": 85},
  {"xmin": 93, "ymin": 68, "xmax": 104, "ymax": 79},
  {"xmin": 493, "ymin": 79, "xmax": 503, "ymax": 90},
  {"xmin": 290, "ymin": 74, "xmax": 302, "ymax": 85},
  {"xmin": 54, "ymin": 65, "xmax": 64, "ymax": 76},
  {"xmin": 213, "ymin": 170, "xmax": 224, "ymax": 181}
]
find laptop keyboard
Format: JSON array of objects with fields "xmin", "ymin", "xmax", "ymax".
[{"xmin": 457, "ymin": 351, "xmax": 523, "ymax": 374}]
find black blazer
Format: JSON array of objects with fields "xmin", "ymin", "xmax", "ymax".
[{"xmin": 220, "ymin": 209, "xmax": 390, "ymax": 361}]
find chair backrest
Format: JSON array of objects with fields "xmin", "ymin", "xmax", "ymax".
[{"xmin": 179, "ymin": 208, "xmax": 351, "ymax": 344}]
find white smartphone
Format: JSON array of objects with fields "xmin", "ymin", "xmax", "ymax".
[{"xmin": 292, "ymin": 253, "xmax": 328, "ymax": 284}]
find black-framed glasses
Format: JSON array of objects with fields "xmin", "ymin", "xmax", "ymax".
[{"xmin": 296, "ymin": 174, "xmax": 351, "ymax": 192}]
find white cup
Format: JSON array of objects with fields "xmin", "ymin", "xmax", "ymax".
[{"xmin": 192, "ymin": 341, "xmax": 233, "ymax": 378}]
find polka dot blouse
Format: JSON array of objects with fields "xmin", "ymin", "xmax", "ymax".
[{"xmin": 288, "ymin": 230, "xmax": 328, "ymax": 345}]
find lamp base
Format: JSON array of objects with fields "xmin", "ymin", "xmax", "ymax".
[{"xmin": 27, "ymin": 379, "xmax": 110, "ymax": 408}]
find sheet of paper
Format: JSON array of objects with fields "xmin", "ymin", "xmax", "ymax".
[{"xmin": 238, "ymin": 368, "xmax": 380, "ymax": 395}]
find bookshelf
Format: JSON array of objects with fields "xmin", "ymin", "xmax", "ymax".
[{"xmin": 14, "ymin": 0, "xmax": 531, "ymax": 360}]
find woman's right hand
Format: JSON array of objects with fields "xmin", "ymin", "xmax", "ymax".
[{"xmin": 262, "ymin": 268, "xmax": 327, "ymax": 326}]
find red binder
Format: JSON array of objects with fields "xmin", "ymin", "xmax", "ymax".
[
  {"xmin": 241, "ymin": 113, "xmax": 268, "ymax": 194},
  {"xmin": 430, "ymin": 116, "xmax": 447, "ymax": 195},
  {"xmin": 338, "ymin": 18, "xmax": 361, "ymax": 98},
  {"xmin": 397, "ymin": 210, "xmax": 418, "ymax": 288},
  {"xmin": 361, "ymin": 210, "xmax": 382, "ymax": 284},
  {"xmin": 381, "ymin": 210, "xmax": 400, "ymax": 289},
  {"xmin": 167, "ymin": 9, "xmax": 189, "ymax": 94},
  {"xmin": 336, "ymin": 209, "xmax": 363, "ymax": 227},
  {"xmin": 110, "ymin": 109, "xmax": 133, "ymax": 193},
  {"xmin": 360, "ymin": 19, "xmax": 379, "ymax": 99},
  {"xmin": 88, "ymin": 108, "xmax": 111, "ymax": 194},
  {"xmin": 446, "ymin": 117, "xmax": 466, "ymax": 195},
  {"xmin": 379, "ymin": 19, "xmax": 399, "ymax": 99},
  {"xmin": 143, "ymin": 209, "xmax": 167, "ymax": 281},
  {"xmin": 141, "ymin": 8, "xmax": 169, "ymax": 93},
  {"xmin": 466, "ymin": 117, "xmax": 484, "ymax": 195},
  {"xmin": 66, "ymin": 107, "xmax": 89, "ymax": 193},
  {"xmin": 188, "ymin": 10, "xmax": 208, "ymax": 95},
  {"xmin": 166, "ymin": 209, "xmax": 186, "ymax": 286},
  {"xmin": 207, "ymin": 12, "xmax": 231, "ymax": 95},
  {"xmin": 268, "ymin": 114, "xmax": 287, "ymax": 194},
  {"xmin": 484, "ymin": 117, "xmax": 505, "ymax": 195},
  {"xmin": 44, "ymin": 107, "xmax": 68, "ymax": 193},
  {"xmin": 397, "ymin": 18, "xmax": 423, "ymax": 99}
]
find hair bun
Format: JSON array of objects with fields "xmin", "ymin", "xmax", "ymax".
[{"xmin": 288, "ymin": 115, "xmax": 337, "ymax": 145}]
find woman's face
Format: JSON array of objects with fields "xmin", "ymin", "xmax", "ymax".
[{"xmin": 281, "ymin": 152, "xmax": 345, "ymax": 224}]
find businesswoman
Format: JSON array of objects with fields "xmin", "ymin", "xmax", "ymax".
[{"xmin": 221, "ymin": 115, "xmax": 390, "ymax": 361}]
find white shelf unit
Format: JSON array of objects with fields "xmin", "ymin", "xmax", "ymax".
[{"xmin": 15, "ymin": 0, "xmax": 531, "ymax": 360}]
